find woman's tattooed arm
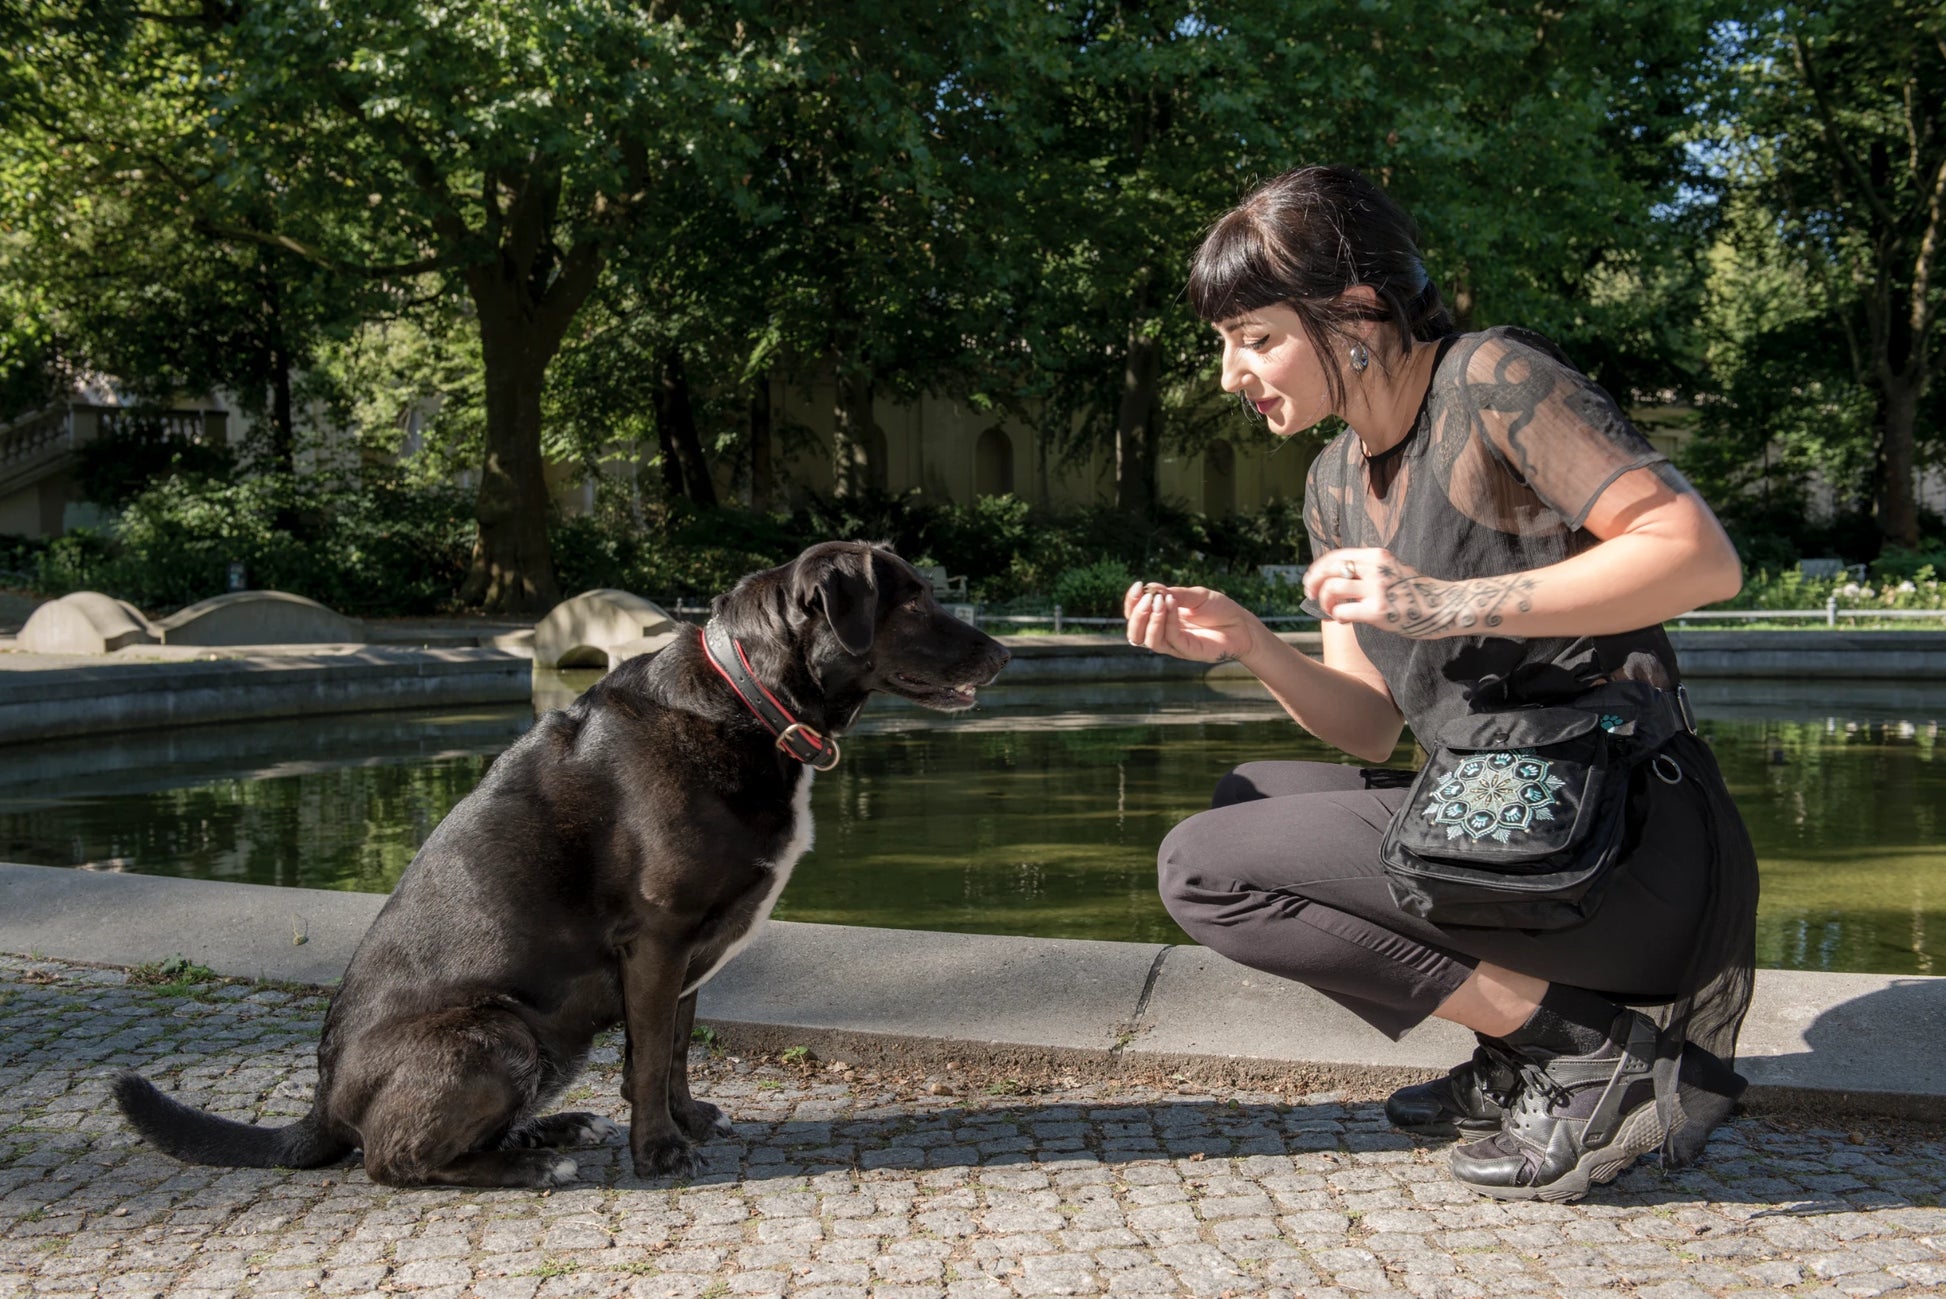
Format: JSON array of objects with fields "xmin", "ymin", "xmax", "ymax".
[{"xmin": 1377, "ymin": 562, "xmax": 1539, "ymax": 638}]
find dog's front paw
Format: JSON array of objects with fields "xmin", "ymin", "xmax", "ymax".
[
  {"xmin": 674, "ymin": 1099, "xmax": 734, "ymax": 1140},
  {"xmin": 568, "ymin": 1115, "xmax": 623, "ymax": 1146},
  {"xmin": 631, "ymin": 1136, "xmax": 701, "ymax": 1181},
  {"xmin": 508, "ymin": 1111, "xmax": 623, "ymax": 1150}
]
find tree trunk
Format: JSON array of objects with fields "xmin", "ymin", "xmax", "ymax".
[
  {"xmin": 452, "ymin": 170, "xmax": 610, "ymax": 616},
  {"xmin": 655, "ymin": 347, "xmax": 715, "ymax": 508},
  {"xmin": 834, "ymin": 369, "xmax": 874, "ymax": 497},
  {"xmin": 749, "ymin": 377, "xmax": 773, "ymax": 511},
  {"xmin": 1876, "ymin": 375, "xmax": 1922, "ymax": 550},
  {"xmin": 656, "ymin": 394, "xmax": 688, "ymax": 502},
  {"xmin": 269, "ymin": 340, "xmax": 295, "ymax": 475},
  {"xmin": 459, "ymin": 299, "xmax": 563, "ymax": 617},
  {"xmin": 1116, "ymin": 328, "xmax": 1160, "ymax": 517}
]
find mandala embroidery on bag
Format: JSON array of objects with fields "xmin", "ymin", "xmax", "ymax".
[{"xmin": 1422, "ymin": 750, "xmax": 1568, "ymax": 843}]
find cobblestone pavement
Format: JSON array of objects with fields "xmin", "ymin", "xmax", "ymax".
[{"xmin": 3, "ymin": 956, "xmax": 1944, "ymax": 1299}]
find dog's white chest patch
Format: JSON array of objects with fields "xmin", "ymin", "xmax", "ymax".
[{"xmin": 683, "ymin": 770, "xmax": 815, "ymax": 996}]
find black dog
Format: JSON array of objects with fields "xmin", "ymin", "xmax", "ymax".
[{"xmin": 114, "ymin": 541, "xmax": 1009, "ymax": 1187}]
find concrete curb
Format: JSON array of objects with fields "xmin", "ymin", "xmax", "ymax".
[
  {"xmin": 4, "ymin": 861, "xmax": 1940, "ymax": 1121},
  {"xmin": 5, "ymin": 628, "xmax": 1946, "ymax": 746},
  {"xmin": 0, "ymin": 645, "xmax": 533, "ymax": 743},
  {"xmin": 1667, "ymin": 628, "xmax": 1946, "ymax": 679}
]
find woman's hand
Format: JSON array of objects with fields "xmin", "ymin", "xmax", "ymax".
[
  {"xmin": 1305, "ymin": 547, "xmax": 1535, "ymax": 640},
  {"xmin": 1123, "ymin": 581, "xmax": 1262, "ymax": 663}
]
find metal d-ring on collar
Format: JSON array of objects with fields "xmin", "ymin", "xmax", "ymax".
[{"xmin": 699, "ymin": 621, "xmax": 842, "ymax": 771}]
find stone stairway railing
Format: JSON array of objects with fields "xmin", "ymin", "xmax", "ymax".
[{"xmin": 0, "ymin": 404, "xmax": 75, "ymax": 499}]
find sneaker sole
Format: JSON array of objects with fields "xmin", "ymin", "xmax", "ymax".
[
  {"xmin": 1389, "ymin": 1115, "xmax": 1503, "ymax": 1139},
  {"xmin": 1456, "ymin": 1094, "xmax": 1671, "ymax": 1204}
]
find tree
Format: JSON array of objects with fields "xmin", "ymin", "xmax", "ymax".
[
  {"xmin": 729, "ymin": 1, "xmax": 990, "ymax": 500},
  {"xmin": 1721, "ymin": 1, "xmax": 1946, "ymax": 551},
  {"xmin": 956, "ymin": 0, "xmax": 1737, "ymax": 519},
  {"xmin": 1, "ymin": 5, "xmax": 365, "ymax": 471},
  {"xmin": 13, "ymin": 1, "xmax": 798, "ymax": 613}
]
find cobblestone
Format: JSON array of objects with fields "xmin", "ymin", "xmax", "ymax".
[{"xmin": 1, "ymin": 956, "xmax": 1944, "ymax": 1298}]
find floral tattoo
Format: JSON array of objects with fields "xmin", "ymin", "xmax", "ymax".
[{"xmin": 1378, "ymin": 563, "xmax": 1537, "ymax": 637}]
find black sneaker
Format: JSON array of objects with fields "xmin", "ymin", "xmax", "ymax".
[
  {"xmin": 1448, "ymin": 1009, "xmax": 1747, "ymax": 1202},
  {"xmin": 1385, "ymin": 1036, "xmax": 1522, "ymax": 1137}
]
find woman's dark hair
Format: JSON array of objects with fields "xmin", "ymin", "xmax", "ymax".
[{"xmin": 1188, "ymin": 165, "xmax": 1454, "ymax": 408}]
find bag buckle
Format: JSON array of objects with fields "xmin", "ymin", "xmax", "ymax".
[{"xmin": 1674, "ymin": 685, "xmax": 1697, "ymax": 735}]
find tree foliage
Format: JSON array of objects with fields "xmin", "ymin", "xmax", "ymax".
[
  {"xmin": 1713, "ymin": 0, "xmax": 1946, "ymax": 551},
  {"xmin": 22, "ymin": 0, "xmax": 1907, "ymax": 613}
]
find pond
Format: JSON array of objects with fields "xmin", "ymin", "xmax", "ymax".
[{"xmin": 2, "ymin": 674, "xmax": 1941, "ymax": 977}]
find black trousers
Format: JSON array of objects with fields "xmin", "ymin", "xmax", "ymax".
[{"xmin": 1156, "ymin": 758, "xmax": 1717, "ymax": 1040}]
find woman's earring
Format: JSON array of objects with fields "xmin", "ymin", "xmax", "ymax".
[
  {"xmin": 1349, "ymin": 341, "xmax": 1371, "ymax": 374},
  {"xmin": 1237, "ymin": 391, "xmax": 1265, "ymax": 423}
]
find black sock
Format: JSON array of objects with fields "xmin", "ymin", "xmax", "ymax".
[{"xmin": 1501, "ymin": 984, "xmax": 1623, "ymax": 1057}]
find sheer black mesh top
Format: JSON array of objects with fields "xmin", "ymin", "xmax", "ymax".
[{"xmin": 1300, "ymin": 326, "xmax": 1691, "ymax": 744}]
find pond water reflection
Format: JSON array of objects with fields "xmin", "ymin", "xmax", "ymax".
[{"xmin": 2, "ymin": 674, "xmax": 1940, "ymax": 976}]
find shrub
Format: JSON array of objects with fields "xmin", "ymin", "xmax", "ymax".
[
  {"xmin": 552, "ymin": 503, "xmax": 799, "ymax": 609},
  {"xmin": 74, "ymin": 414, "xmax": 236, "ymax": 509},
  {"xmin": 1050, "ymin": 558, "xmax": 1138, "ymax": 617},
  {"xmin": 1871, "ymin": 546, "xmax": 1946, "ymax": 585},
  {"xmin": 0, "ymin": 533, "xmax": 46, "ymax": 587},
  {"xmin": 32, "ymin": 474, "xmax": 474, "ymax": 617},
  {"xmin": 1719, "ymin": 564, "xmax": 1946, "ymax": 614}
]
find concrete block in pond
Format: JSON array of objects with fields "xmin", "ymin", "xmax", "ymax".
[
  {"xmin": 155, "ymin": 590, "xmax": 365, "ymax": 647},
  {"xmin": 533, "ymin": 589, "xmax": 683, "ymax": 669},
  {"xmin": 17, "ymin": 591, "xmax": 160, "ymax": 654}
]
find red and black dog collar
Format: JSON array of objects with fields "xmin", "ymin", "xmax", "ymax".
[{"xmin": 699, "ymin": 621, "xmax": 841, "ymax": 771}]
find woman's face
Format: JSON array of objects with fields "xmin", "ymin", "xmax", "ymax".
[{"xmin": 1212, "ymin": 304, "xmax": 1334, "ymax": 436}]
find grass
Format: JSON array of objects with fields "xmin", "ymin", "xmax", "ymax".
[
  {"xmin": 125, "ymin": 956, "xmax": 220, "ymax": 995},
  {"xmin": 251, "ymin": 976, "xmax": 327, "ymax": 997}
]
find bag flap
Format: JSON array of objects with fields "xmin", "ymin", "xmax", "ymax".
[{"xmin": 1435, "ymin": 706, "xmax": 1600, "ymax": 752}]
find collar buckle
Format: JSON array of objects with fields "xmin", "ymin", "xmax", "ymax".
[
  {"xmin": 702, "ymin": 619, "xmax": 843, "ymax": 770},
  {"xmin": 776, "ymin": 722, "xmax": 841, "ymax": 771}
]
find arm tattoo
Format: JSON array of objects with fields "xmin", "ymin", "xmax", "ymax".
[{"xmin": 1380, "ymin": 568, "xmax": 1538, "ymax": 637}]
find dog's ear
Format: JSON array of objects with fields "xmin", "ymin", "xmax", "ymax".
[{"xmin": 796, "ymin": 545, "xmax": 878, "ymax": 656}]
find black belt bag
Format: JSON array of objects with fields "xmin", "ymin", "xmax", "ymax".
[{"xmin": 1379, "ymin": 682, "xmax": 1695, "ymax": 930}]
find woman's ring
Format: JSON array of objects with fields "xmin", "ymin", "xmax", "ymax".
[{"xmin": 1341, "ymin": 560, "xmax": 1359, "ymax": 581}]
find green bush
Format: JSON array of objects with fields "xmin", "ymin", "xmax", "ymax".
[
  {"xmin": 1718, "ymin": 563, "xmax": 1946, "ymax": 613},
  {"xmin": 551, "ymin": 500, "xmax": 808, "ymax": 609},
  {"xmin": 1871, "ymin": 546, "xmax": 1946, "ymax": 585},
  {"xmin": 32, "ymin": 474, "xmax": 474, "ymax": 616},
  {"xmin": 1050, "ymin": 558, "xmax": 1138, "ymax": 617},
  {"xmin": 74, "ymin": 416, "xmax": 236, "ymax": 509},
  {"xmin": 0, "ymin": 533, "xmax": 47, "ymax": 587},
  {"xmin": 24, "ymin": 468, "xmax": 1318, "ymax": 619}
]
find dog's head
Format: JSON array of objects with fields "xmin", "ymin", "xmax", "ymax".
[{"xmin": 786, "ymin": 541, "xmax": 1010, "ymax": 712}]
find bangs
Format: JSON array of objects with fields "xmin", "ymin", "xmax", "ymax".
[{"xmin": 1186, "ymin": 208, "xmax": 1292, "ymax": 322}]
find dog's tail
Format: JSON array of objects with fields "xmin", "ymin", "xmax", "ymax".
[{"xmin": 112, "ymin": 1070, "xmax": 350, "ymax": 1169}]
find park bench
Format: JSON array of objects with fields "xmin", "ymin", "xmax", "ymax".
[{"xmin": 1797, "ymin": 558, "xmax": 1869, "ymax": 582}]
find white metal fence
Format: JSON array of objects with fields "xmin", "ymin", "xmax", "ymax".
[{"xmin": 672, "ymin": 601, "xmax": 1946, "ymax": 631}]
